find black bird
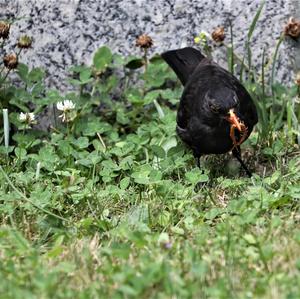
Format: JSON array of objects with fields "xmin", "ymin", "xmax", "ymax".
[{"xmin": 161, "ymin": 47, "xmax": 258, "ymax": 177}]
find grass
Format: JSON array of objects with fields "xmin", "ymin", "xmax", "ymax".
[
  {"xmin": 0, "ymin": 102, "xmax": 299, "ymax": 298},
  {"xmin": 1, "ymin": 7, "xmax": 300, "ymax": 299}
]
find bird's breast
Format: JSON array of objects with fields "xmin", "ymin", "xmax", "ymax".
[{"xmin": 177, "ymin": 118, "xmax": 238, "ymax": 156}]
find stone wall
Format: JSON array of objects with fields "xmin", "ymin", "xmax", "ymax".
[{"xmin": 1, "ymin": 0, "xmax": 299, "ymax": 90}]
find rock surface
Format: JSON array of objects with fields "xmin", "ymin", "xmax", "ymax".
[{"xmin": 1, "ymin": 0, "xmax": 299, "ymax": 90}]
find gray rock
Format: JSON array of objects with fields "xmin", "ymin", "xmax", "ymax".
[{"xmin": 1, "ymin": 0, "xmax": 299, "ymax": 91}]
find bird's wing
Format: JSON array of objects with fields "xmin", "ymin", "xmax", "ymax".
[
  {"xmin": 176, "ymin": 63, "xmax": 212, "ymax": 129},
  {"xmin": 161, "ymin": 47, "xmax": 205, "ymax": 85}
]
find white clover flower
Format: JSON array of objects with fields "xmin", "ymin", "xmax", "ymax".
[
  {"xmin": 56, "ymin": 101, "xmax": 64, "ymax": 111},
  {"xmin": 56, "ymin": 100, "xmax": 76, "ymax": 123},
  {"xmin": 19, "ymin": 112, "xmax": 27, "ymax": 122},
  {"xmin": 56, "ymin": 100, "xmax": 75, "ymax": 112},
  {"xmin": 19, "ymin": 112, "xmax": 35, "ymax": 124}
]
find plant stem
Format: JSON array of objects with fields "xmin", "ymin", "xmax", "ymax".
[
  {"xmin": 143, "ymin": 48, "xmax": 148, "ymax": 71},
  {"xmin": 223, "ymin": 43, "xmax": 252, "ymax": 73},
  {"xmin": 0, "ymin": 65, "xmax": 5, "ymax": 76},
  {"xmin": 53, "ymin": 104, "xmax": 58, "ymax": 128},
  {"xmin": 16, "ymin": 47, "xmax": 22, "ymax": 57},
  {"xmin": 1, "ymin": 68, "xmax": 11, "ymax": 84},
  {"xmin": 97, "ymin": 132, "xmax": 106, "ymax": 150}
]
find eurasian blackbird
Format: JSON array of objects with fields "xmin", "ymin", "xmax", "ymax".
[{"xmin": 161, "ymin": 47, "xmax": 258, "ymax": 177}]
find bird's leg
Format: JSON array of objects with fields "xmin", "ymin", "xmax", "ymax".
[
  {"xmin": 194, "ymin": 155, "xmax": 207, "ymax": 191},
  {"xmin": 232, "ymin": 146, "xmax": 252, "ymax": 178},
  {"xmin": 195, "ymin": 155, "xmax": 205, "ymax": 173}
]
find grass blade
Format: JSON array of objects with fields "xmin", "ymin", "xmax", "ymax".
[
  {"xmin": 228, "ymin": 19, "xmax": 234, "ymax": 74},
  {"xmin": 240, "ymin": 0, "xmax": 265, "ymax": 81},
  {"xmin": 247, "ymin": 0, "xmax": 266, "ymax": 41},
  {"xmin": 271, "ymin": 33, "xmax": 285, "ymax": 95}
]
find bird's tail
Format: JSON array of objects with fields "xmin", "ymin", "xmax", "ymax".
[{"xmin": 161, "ymin": 47, "xmax": 205, "ymax": 86}]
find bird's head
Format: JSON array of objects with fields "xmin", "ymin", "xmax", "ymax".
[{"xmin": 204, "ymin": 88, "xmax": 242, "ymax": 131}]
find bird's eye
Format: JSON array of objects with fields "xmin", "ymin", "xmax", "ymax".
[{"xmin": 209, "ymin": 103, "xmax": 219, "ymax": 113}]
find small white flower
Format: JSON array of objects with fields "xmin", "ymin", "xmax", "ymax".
[
  {"xmin": 56, "ymin": 101, "xmax": 64, "ymax": 111},
  {"xmin": 19, "ymin": 112, "xmax": 27, "ymax": 122},
  {"xmin": 19, "ymin": 112, "xmax": 35, "ymax": 123},
  {"xmin": 59, "ymin": 113, "xmax": 66, "ymax": 122},
  {"xmin": 56, "ymin": 100, "xmax": 75, "ymax": 112},
  {"xmin": 56, "ymin": 100, "xmax": 76, "ymax": 123}
]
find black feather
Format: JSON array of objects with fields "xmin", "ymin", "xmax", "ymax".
[{"xmin": 161, "ymin": 47, "xmax": 205, "ymax": 85}]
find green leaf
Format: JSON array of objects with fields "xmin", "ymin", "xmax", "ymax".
[
  {"xmin": 263, "ymin": 171, "xmax": 280, "ymax": 185},
  {"xmin": 144, "ymin": 90, "xmax": 160, "ymax": 104},
  {"xmin": 17, "ymin": 63, "xmax": 29, "ymax": 83},
  {"xmin": 15, "ymin": 147, "xmax": 27, "ymax": 160},
  {"xmin": 88, "ymin": 151, "xmax": 101, "ymax": 164},
  {"xmin": 131, "ymin": 165, "xmax": 158, "ymax": 185},
  {"xmin": 12, "ymin": 133, "xmax": 41, "ymax": 149},
  {"xmin": 69, "ymin": 65, "xmax": 88, "ymax": 73},
  {"xmin": 143, "ymin": 62, "xmax": 176, "ymax": 88},
  {"xmin": 82, "ymin": 120, "xmax": 112, "ymax": 136},
  {"xmin": 37, "ymin": 146, "xmax": 60, "ymax": 170},
  {"xmin": 92, "ymin": 139, "xmax": 106, "ymax": 152},
  {"xmin": 244, "ymin": 233, "xmax": 257, "ymax": 245},
  {"xmin": 120, "ymin": 177, "xmax": 130, "ymax": 190},
  {"xmin": 57, "ymin": 140, "xmax": 73, "ymax": 156},
  {"xmin": 116, "ymin": 109, "xmax": 130, "ymax": 125},
  {"xmin": 167, "ymin": 144, "xmax": 185, "ymax": 157},
  {"xmin": 119, "ymin": 285, "xmax": 138, "ymax": 296},
  {"xmin": 93, "ymin": 46, "xmax": 113, "ymax": 72},
  {"xmin": 185, "ymin": 168, "xmax": 209, "ymax": 184},
  {"xmin": 171, "ymin": 226, "xmax": 185, "ymax": 235},
  {"xmin": 125, "ymin": 88, "xmax": 143, "ymax": 105},
  {"xmin": 149, "ymin": 169, "xmax": 162, "ymax": 183},
  {"xmin": 125, "ymin": 56, "xmax": 144, "ymax": 69},
  {"xmin": 72, "ymin": 137, "xmax": 90, "ymax": 149},
  {"xmin": 204, "ymin": 208, "xmax": 222, "ymax": 220},
  {"xmin": 151, "ymin": 145, "xmax": 166, "ymax": 158},
  {"xmin": 27, "ymin": 68, "xmax": 45, "ymax": 83},
  {"xmin": 79, "ymin": 68, "xmax": 92, "ymax": 82},
  {"xmin": 157, "ymin": 211, "xmax": 171, "ymax": 226},
  {"xmin": 30, "ymin": 186, "xmax": 52, "ymax": 208},
  {"xmin": 160, "ymin": 88, "xmax": 181, "ymax": 104},
  {"xmin": 0, "ymin": 146, "xmax": 14, "ymax": 154}
]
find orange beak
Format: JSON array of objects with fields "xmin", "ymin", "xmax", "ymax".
[{"xmin": 227, "ymin": 109, "xmax": 242, "ymax": 131}]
